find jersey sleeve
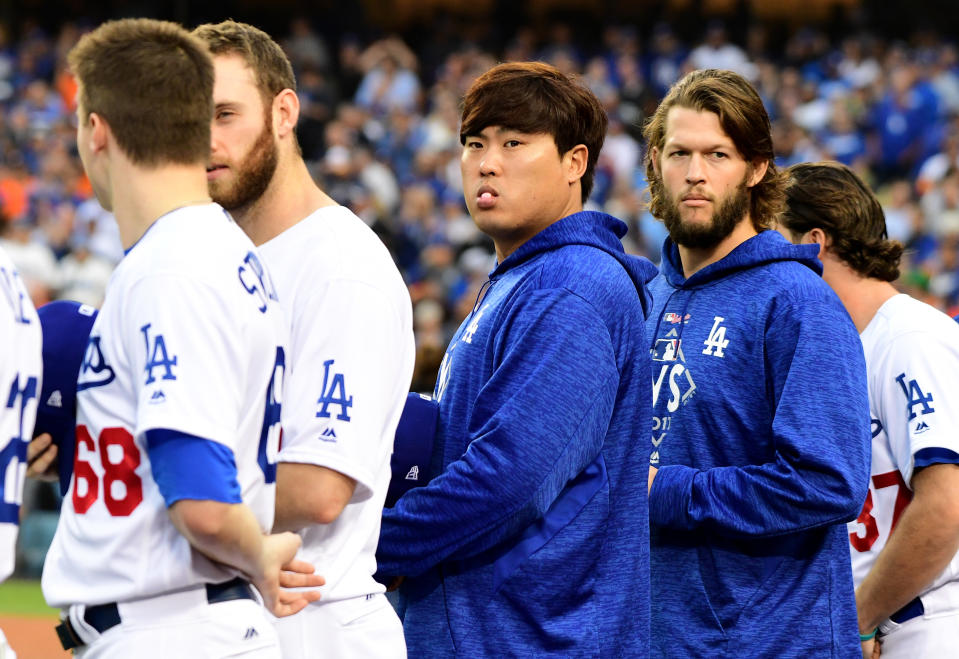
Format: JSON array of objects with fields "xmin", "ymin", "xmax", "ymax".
[
  {"xmin": 649, "ymin": 290, "xmax": 872, "ymax": 537},
  {"xmin": 276, "ymin": 279, "xmax": 411, "ymax": 501},
  {"xmin": 874, "ymin": 329, "xmax": 959, "ymax": 486},
  {"xmin": 123, "ymin": 274, "xmax": 246, "ymax": 453},
  {"xmin": 377, "ymin": 289, "xmax": 619, "ymax": 577}
]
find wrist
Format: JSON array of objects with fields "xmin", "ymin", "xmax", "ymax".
[{"xmin": 859, "ymin": 627, "xmax": 878, "ymax": 642}]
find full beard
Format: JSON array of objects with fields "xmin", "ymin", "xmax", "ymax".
[
  {"xmin": 209, "ymin": 118, "xmax": 279, "ymax": 212},
  {"xmin": 660, "ymin": 180, "xmax": 751, "ymax": 250}
]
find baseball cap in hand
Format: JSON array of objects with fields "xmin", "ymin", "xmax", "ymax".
[
  {"xmin": 34, "ymin": 300, "xmax": 98, "ymax": 496},
  {"xmin": 386, "ymin": 393, "xmax": 439, "ymax": 508}
]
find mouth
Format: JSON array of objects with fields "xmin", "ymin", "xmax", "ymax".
[
  {"xmin": 681, "ymin": 192, "xmax": 711, "ymax": 207},
  {"xmin": 476, "ymin": 186, "xmax": 498, "ymax": 210},
  {"xmin": 206, "ymin": 164, "xmax": 229, "ymax": 180}
]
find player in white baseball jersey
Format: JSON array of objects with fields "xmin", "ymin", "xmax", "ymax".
[
  {"xmin": 193, "ymin": 21, "xmax": 414, "ymax": 659},
  {"xmin": 40, "ymin": 19, "xmax": 321, "ymax": 658},
  {"xmin": 0, "ymin": 243, "xmax": 43, "ymax": 659},
  {"xmin": 780, "ymin": 161, "xmax": 959, "ymax": 659}
]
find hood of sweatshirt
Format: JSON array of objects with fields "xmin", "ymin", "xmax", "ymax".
[
  {"xmin": 489, "ymin": 210, "xmax": 659, "ymax": 317},
  {"xmin": 658, "ymin": 229, "xmax": 822, "ymax": 289}
]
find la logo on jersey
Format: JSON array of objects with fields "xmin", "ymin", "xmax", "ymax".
[
  {"xmin": 894, "ymin": 372, "xmax": 934, "ymax": 419},
  {"xmin": 462, "ymin": 303, "xmax": 489, "ymax": 345},
  {"xmin": 0, "ymin": 266, "xmax": 31, "ymax": 325},
  {"xmin": 316, "ymin": 359, "xmax": 352, "ymax": 421},
  {"xmin": 702, "ymin": 316, "xmax": 729, "ymax": 357},
  {"xmin": 140, "ymin": 323, "xmax": 178, "ymax": 385},
  {"xmin": 436, "ymin": 347, "xmax": 454, "ymax": 403},
  {"xmin": 78, "ymin": 336, "xmax": 115, "ymax": 391}
]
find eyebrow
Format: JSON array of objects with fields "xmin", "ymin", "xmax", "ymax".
[{"xmin": 665, "ymin": 140, "xmax": 734, "ymax": 151}]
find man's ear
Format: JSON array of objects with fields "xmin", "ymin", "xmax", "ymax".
[
  {"xmin": 273, "ymin": 88, "xmax": 300, "ymax": 139},
  {"xmin": 651, "ymin": 146, "xmax": 661, "ymax": 176},
  {"xmin": 565, "ymin": 144, "xmax": 588, "ymax": 185},
  {"xmin": 87, "ymin": 112, "xmax": 109, "ymax": 155},
  {"xmin": 747, "ymin": 158, "xmax": 768, "ymax": 187},
  {"xmin": 804, "ymin": 226, "xmax": 830, "ymax": 259}
]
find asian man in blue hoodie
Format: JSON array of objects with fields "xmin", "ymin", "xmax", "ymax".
[
  {"xmin": 376, "ymin": 61, "xmax": 658, "ymax": 657},
  {"xmin": 642, "ymin": 68, "xmax": 872, "ymax": 657}
]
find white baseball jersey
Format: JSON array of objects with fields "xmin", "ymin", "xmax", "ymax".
[
  {"xmin": 42, "ymin": 204, "xmax": 287, "ymax": 607},
  {"xmin": 260, "ymin": 205, "xmax": 414, "ymax": 605},
  {"xmin": 0, "ymin": 245, "xmax": 42, "ymax": 583},
  {"xmin": 848, "ymin": 294, "xmax": 959, "ymax": 596}
]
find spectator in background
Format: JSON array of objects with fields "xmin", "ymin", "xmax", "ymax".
[
  {"xmin": 0, "ymin": 214, "xmax": 58, "ymax": 304},
  {"xmin": 355, "ymin": 36, "xmax": 421, "ymax": 116},
  {"xmin": 687, "ymin": 21, "xmax": 756, "ymax": 80}
]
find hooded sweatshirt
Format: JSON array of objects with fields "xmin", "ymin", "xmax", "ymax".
[
  {"xmin": 646, "ymin": 230, "xmax": 871, "ymax": 658},
  {"xmin": 377, "ymin": 211, "xmax": 657, "ymax": 657}
]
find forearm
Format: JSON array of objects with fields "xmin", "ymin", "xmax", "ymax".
[
  {"xmin": 855, "ymin": 464, "xmax": 959, "ymax": 631},
  {"xmin": 168, "ymin": 500, "xmax": 267, "ymax": 581},
  {"xmin": 649, "ymin": 459, "xmax": 864, "ymax": 537},
  {"xmin": 273, "ymin": 462, "xmax": 356, "ymax": 533}
]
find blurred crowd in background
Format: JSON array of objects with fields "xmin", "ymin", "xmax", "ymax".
[{"xmin": 3, "ymin": 6, "xmax": 959, "ymax": 404}]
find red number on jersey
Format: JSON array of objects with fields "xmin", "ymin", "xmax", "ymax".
[
  {"xmin": 73, "ymin": 425, "xmax": 144, "ymax": 516},
  {"xmin": 72, "ymin": 426, "xmax": 99, "ymax": 514},
  {"xmin": 849, "ymin": 470, "xmax": 913, "ymax": 552}
]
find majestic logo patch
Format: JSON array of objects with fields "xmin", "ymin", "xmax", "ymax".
[
  {"xmin": 47, "ymin": 390, "xmax": 63, "ymax": 408},
  {"xmin": 915, "ymin": 421, "xmax": 930, "ymax": 434},
  {"xmin": 319, "ymin": 427, "xmax": 337, "ymax": 442},
  {"xmin": 405, "ymin": 465, "xmax": 420, "ymax": 481},
  {"xmin": 148, "ymin": 390, "xmax": 166, "ymax": 405}
]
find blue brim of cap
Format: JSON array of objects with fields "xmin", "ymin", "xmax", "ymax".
[
  {"xmin": 35, "ymin": 300, "xmax": 98, "ymax": 496},
  {"xmin": 386, "ymin": 393, "xmax": 439, "ymax": 508}
]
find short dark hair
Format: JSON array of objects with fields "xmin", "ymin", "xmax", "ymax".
[
  {"xmin": 781, "ymin": 161, "xmax": 903, "ymax": 281},
  {"xmin": 69, "ymin": 18, "xmax": 213, "ymax": 166},
  {"xmin": 192, "ymin": 20, "xmax": 296, "ymax": 103},
  {"xmin": 644, "ymin": 68, "xmax": 785, "ymax": 231},
  {"xmin": 459, "ymin": 61, "xmax": 608, "ymax": 203}
]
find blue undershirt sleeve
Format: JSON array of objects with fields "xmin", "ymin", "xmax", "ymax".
[
  {"xmin": 145, "ymin": 429, "xmax": 242, "ymax": 507},
  {"xmin": 914, "ymin": 447, "xmax": 959, "ymax": 470}
]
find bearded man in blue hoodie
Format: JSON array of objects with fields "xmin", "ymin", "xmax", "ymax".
[
  {"xmin": 376, "ymin": 61, "xmax": 658, "ymax": 657},
  {"xmin": 643, "ymin": 68, "xmax": 872, "ymax": 657}
]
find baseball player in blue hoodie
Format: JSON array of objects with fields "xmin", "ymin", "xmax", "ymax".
[
  {"xmin": 376, "ymin": 61, "xmax": 658, "ymax": 657},
  {"xmin": 642, "ymin": 69, "xmax": 871, "ymax": 657}
]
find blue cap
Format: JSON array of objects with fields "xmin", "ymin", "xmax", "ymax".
[
  {"xmin": 34, "ymin": 300, "xmax": 98, "ymax": 496},
  {"xmin": 386, "ymin": 392, "xmax": 439, "ymax": 508}
]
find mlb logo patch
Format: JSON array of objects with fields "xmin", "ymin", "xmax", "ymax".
[
  {"xmin": 663, "ymin": 312, "xmax": 690, "ymax": 325},
  {"xmin": 652, "ymin": 338, "xmax": 680, "ymax": 362}
]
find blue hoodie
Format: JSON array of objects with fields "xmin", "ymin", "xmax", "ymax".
[
  {"xmin": 646, "ymin": 230, "xmax": 871, "ymax": 658},
  {"xmin": 378, "ymin": 211, "xmax": 657, "ymax": 657}
]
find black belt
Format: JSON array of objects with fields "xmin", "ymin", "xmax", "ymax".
[
  {"xmin": 890, "ymin": 596, "xmax": 924, "ymax": 624},
  {"xmin": 55, "ymin": 577, "xmax": 255, "ymax": 651}
]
